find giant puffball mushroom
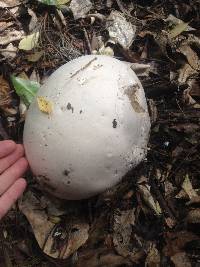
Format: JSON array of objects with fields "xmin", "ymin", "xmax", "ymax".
[{"xmin": 23, "ymin": 55, "xmax": 150, "ymax": 200}]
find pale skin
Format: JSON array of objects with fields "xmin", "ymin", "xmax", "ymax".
[{"xmin": 0, "ymin": 140, "xmax": 28, "ymax": 220}]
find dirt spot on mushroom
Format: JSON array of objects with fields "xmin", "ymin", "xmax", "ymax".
[
  {"xmin": 112, "ymin": 119, "xmax": 117, "ymax": 128},
  {"xmin": 63, "ymin": 169, "xmax": 70, "ymax": 176},
  {"xmin": 93, "ymin": 64, "xmax": 103, "ymax": 70},
  {"xmin": 67, "ymin": 102, "xmax": 74, "ymax": 113},
  {"xmin": 125, "ymin": 84, "xmax": 145, "ymax": 113},
  {"xmin": 37, "ymin": 174, "xmax": 50, "ymax": 181}
]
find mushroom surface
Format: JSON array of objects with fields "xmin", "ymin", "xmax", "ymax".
[{"xmin": 23, "ymin": 55, "xmax": 150, "ymax": 200}]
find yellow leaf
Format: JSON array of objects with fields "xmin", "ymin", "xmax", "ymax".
[
  {"xmin": 182, "ymin": 174, "xmax": 198, "ymax": 199},
  {"xmin": 37, "ymin": 96, "xmax": 53, "ymax": 114},
  {"xmin": 169, "ymin": 21, "xmax": 190, "ymax": 38},
  {"xmin": 18, "ymin": 32, "xmax": 39, "ymax": 51}
]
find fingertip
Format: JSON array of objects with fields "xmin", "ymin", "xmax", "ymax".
[
  {"xmin": 15, "ymin": 178, "xmax": 27, "ymax": 193},
  {"xmin": 4, "ymin": 140, "xmax": 16, "ymax": 149},
  {"xmin": 10, "ymin": 178, "xmax": 27, "ymax": 200},
  {"xmin": 18, "ymin": 157, "xmax": 29, "ymax": 170},
  {"xmin": 16, "ymin": 144, "xmax": 25, "ymax": 155},
  {"xmin": 14, "ymin": 178, "xmax": 27, "ymax": 197},
  {"xmin": 0, "ymin": 140, "xmax": 16, "ymax": 158},
  {"xmin": 0, "ymin": 178, "xmax": 27, "ymax": 219}
]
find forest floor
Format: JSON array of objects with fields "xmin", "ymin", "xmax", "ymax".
[{"xmin": 0, "ymin": 0, "xmax": 200, "ymax": 266}]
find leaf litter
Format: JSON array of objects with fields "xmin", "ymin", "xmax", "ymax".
[{"xmin": 0, "ymin": 0, "xmax": 200, "ymax": 266}]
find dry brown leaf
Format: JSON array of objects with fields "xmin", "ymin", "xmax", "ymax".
[
  {"xmin": 76, "ymin": 248, "xmax": 132, "ymax": 267},
  {"xmin": 0, "ymin": 76, "xmax": 17, "ymax": 116},
  {"xmin": 163, "ymin": 231, "xmax": 199, "ymax": 257},
  {"xmin": 0, "ymin": 43, "xmax": 17, "ymax": 59},
  {"xmin": 112, "ymin": 209, "xmax": 144, "ymax": 263},
  {"xmin": 106, "ymin": 10, "xmax": 136, "ymax": 48},
  {"xmin": 19, "ymin": 191, "xmax": 89, "ymax": 259},
  {"xmin": 28, "ymin": 8, "xmax": 38, "ymax": 32},
  {"xmin": 183, "ymin": 83, "xmax": 200, "ymax": 108},
  {"xmin": 145, "ymin": 243, "xmax": 160, "ymax": 267},
  {"xmin": 138, "ymin": 183, "xmax": 162, "ymax": 216},
  {"xmin": 170, "ymin": 123, "xmax": 200, "ymax": 133},
  {"xmin": 0, "ymin": 30, "xmax": 24, "ymax": 46},
  {"xmin": 181, "ymin": 174, "xmax": 198, "ymax": 200},
  {"xmin": 0, "ymin": 21, "xmax": 13, "ymax": 32},
  {"xmin": 171, "ymin": 252, "xmax": 191, "ymax": 267},
  {"xmin": 0, "ymin": 0, "xmax": 20, "ymax": 7},
  {"xmin": 186, "ymin": 209, "xmax": 200, "ymax": 224},
  {"xmin": 188, "ymin": 79, "xmax": 200, "ymax": 97},
  {"xmin": 178, "ymin": 45, "xmax": 200, "ymax": 71},
  {"xmin": 175, "ymin": 189, "xmax": 189, "ymax": 200},
  {"xmin": 70, "ymin": 0, "xmax": 93, "ymax": 20},
  {"xmin": 0, "ymin": 76, "xmax": 12, "ymax": 107},
  {"xmin": 178, "ymin": 63, "xmax": 198, "ymax": 85},
  {"xmin": 165, "ymin": 217, "xmax": 176, "ymax": 229}
]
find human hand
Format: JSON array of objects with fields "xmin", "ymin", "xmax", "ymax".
[{"xmin": 0, "ymin": 140, "xmax": 28, "ymax": 219}]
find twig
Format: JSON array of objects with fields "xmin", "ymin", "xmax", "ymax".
[
  {"xmin": 115, "ymin": 0, "xmax": 127, "ymax": 13},
  {"xmin": 0, "ymin": 49, "xmax": 17, "ymax": 53},
  {"xmin": 70, "ymin": 57, "xmax": 97, "ymax": 78},
  {"xmin": 83, "ymin": 28, "xmax": 92, "ymax": 54}
]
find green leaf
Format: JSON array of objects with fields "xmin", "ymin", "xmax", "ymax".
[
  {"xmin": 11, "ymin": 75, "xmax": 40, "ymax": 106},
  {"xmin": 18, "ymin": 32, "xmax": 39, "ymax": 51}
]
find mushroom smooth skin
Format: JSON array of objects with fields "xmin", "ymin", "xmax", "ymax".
[{"xmin": 23, "ymin": 55, "xmax": 150, "ymax": 200}]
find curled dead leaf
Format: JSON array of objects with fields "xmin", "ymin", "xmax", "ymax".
[
  {"xmin": 138, "ymin": 183, "xmax": 162, "ymax": 216},
  {"xmin": 19, "ymin": 191, "xmax": 89, "ymax": 259},
  {"xmin": 112, "ymin": 209, "xmax": 145, "ymax": 263}
]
